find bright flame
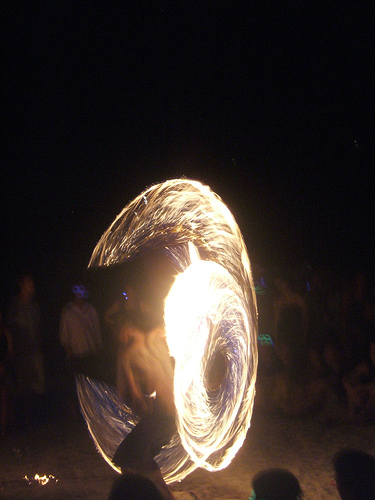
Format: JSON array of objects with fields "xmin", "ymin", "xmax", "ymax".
[
  {"xmin": 79, "ymin": 178, "xmax": 258, "ymax": 483},
  {"xmin": 24, "ymin": 474, "xmax": 57, "ymax": 485},
  {"xmin": 164, "ymin": 254, "xmax": 253, "ymax": 471}
]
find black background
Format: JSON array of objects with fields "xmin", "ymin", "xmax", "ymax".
[{"xmin": 2, "ymin": 2, "xmax": 375, "ymax": 306}]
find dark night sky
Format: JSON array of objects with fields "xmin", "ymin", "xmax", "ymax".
[{"xmin": 2, "ymin": 2, "xmax": 375, "ymax": 303}]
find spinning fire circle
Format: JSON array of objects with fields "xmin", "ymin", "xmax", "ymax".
[{"xmin": 77, "ymin": 179, "xmax": 258, "ymax": 483}]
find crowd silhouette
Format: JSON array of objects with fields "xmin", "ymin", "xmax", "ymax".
[
  {"xmin": 0, "ymin": 261, "xmax": 374, "ymax": 498},
  {"xmin": 254, "ymin": 263, "xmax": 375, "ymax": 424},
  {"xmin": 1, "ymin": 273, "xmax": 46, "ymax": 432},
  {"xmin": 2, "ymin": 262, "xmax": 374, "ymax": 431}
]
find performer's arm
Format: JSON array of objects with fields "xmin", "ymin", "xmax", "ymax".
[{"xmin": 116, "ymin": 348, "xmax": 150, "ymax": 417}]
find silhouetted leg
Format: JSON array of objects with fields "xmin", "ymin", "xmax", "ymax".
[{"xmin": 113, "ymin": 400, "xmax": 176, "ymax": 499}]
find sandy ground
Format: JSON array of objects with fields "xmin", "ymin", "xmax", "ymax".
[{"xmin": 1, "ymin": 399, "xmax": 375, "ymax": 500}]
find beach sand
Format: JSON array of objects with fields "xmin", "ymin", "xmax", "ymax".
[{"xmin": 1, "ymin": 400, "xmax": 374, "ymax": 499}]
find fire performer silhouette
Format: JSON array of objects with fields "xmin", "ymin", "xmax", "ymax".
[
  {"xmin": 112, "ymin": 291, "xmax": 176, "ymax": 500},
  {"xmin": 77, "ymin": 179, "xmax": 258, "ymax": 490}
]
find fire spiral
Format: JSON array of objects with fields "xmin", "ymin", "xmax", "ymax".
[{"xmin": 77, "ymin": 178, "xmax": 258, "ymax": 483}]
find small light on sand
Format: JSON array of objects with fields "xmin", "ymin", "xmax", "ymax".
[{"xmin": 23, "ymin": 474, "xmax": 58, "ymax": 486}]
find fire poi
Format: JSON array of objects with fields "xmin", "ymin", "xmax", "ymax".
[{"xmin": 76, "ymin": 178, "xmax": 258, "ymax": 483}]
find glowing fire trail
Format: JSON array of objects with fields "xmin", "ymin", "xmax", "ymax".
[
  {"xmin": 23, "ymin": 474, "xmax": 57, "ymax": 485},
  {"xmin": 77, "ymin": 178, "xmax": 258, "ymax": 483}
]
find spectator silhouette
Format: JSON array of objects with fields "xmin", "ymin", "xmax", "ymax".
[
  {"xmin": 103, "ymin": 284, "xmax": 138, "ymax": 383},
  {"xmin": 250, "ymin": 468, "xmax": 303, "ymax": 500},
  {"xmin": 273, "ymin": 276, "xmax": 308, "ymax": 365},
  {"xmin": 104, "ymin": 284, "xmax": 138, "ymax": 337},
  {"xmin": 333, "ymin": 448, "xmax": 375, "ymax": 500},
  {"xmin": 306, "ymin": 265, "xmax": 342, "ymax": 378},
  {"xmin": 341, "ymin": 271, "xmax": 371, "ymax": 365},
  {"xmin": 272, "ymin": 276, "xmax": 325, "ymax": 415},
  {"xmin": 0, "ymin": 310, "xmax": 14, "ymax": 434},
  {"xmin": 59, "ymin": 284, "xmax": 102, "ymax": 376},
  {"xmin": 341, "ymin": 332, "xmax": 375, "ymax": 423},
  {"xmin": 7, "ymin": 273, "xmax": 45, "ymax": 425},
  {"xmin": 59, "ymin": 284, "xmax": 102, "ymax": 415}
]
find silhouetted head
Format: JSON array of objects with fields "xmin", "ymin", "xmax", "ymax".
[
  {"xmin": 108, "ymin": 471, "xmax": 164, "ymax": 500},
  {"xmin": 274, "ymin": 278, "xmax": 291, "ymax": 297},
  {"xmin": 18, "ymin": 273, "xmax": 35, "ymax": 301},
  {"xmin": 333, "ymin": 448, "xmax": 375, "ymax": 500},
  {"xmin": 72, "ymin": 285, "xmax": 88, "ymax": 300},
  {"xmin": 122, "ymin": 284, "xmax": 138, "ymax": 312},
  {"xmin": 250, "ymin": 468, "xmax": 303, "ymax": 500},
  {"xmin": 71, "ymin": 285, "xmax": 89, "ymax": 307}
]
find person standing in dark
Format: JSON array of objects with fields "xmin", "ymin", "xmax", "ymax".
[
  {"xmin": 59, "ymin": 285, "xmax": 102, "ymax": 376},
  {"xmin": 7, "ymin": 273, "xmax": 45, "ymax": 425},
  {"xmin": 272, "ymin": 276, "xmax": 326, "ymax": 415},
  {"xmin": 341, "ymin": 271, "xmax": 371, "ymax": 365},
  {"xmin": 0, "ymin": 310, "xmax": 14, "ymax": 434},
  {"xmin": 273, "ymin": 276, "xmax": 308, "ymax": 368},
  {"xmin": 104, "ymin": 284, "xmax": 138, "ymax": 337},
  {"xmin": 341, "ymin": 332, "xmax": 375, "ymax": 423},
  {"xmin": 59, "ymin": 284, "xmax": 102, "ymax": 415}
]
